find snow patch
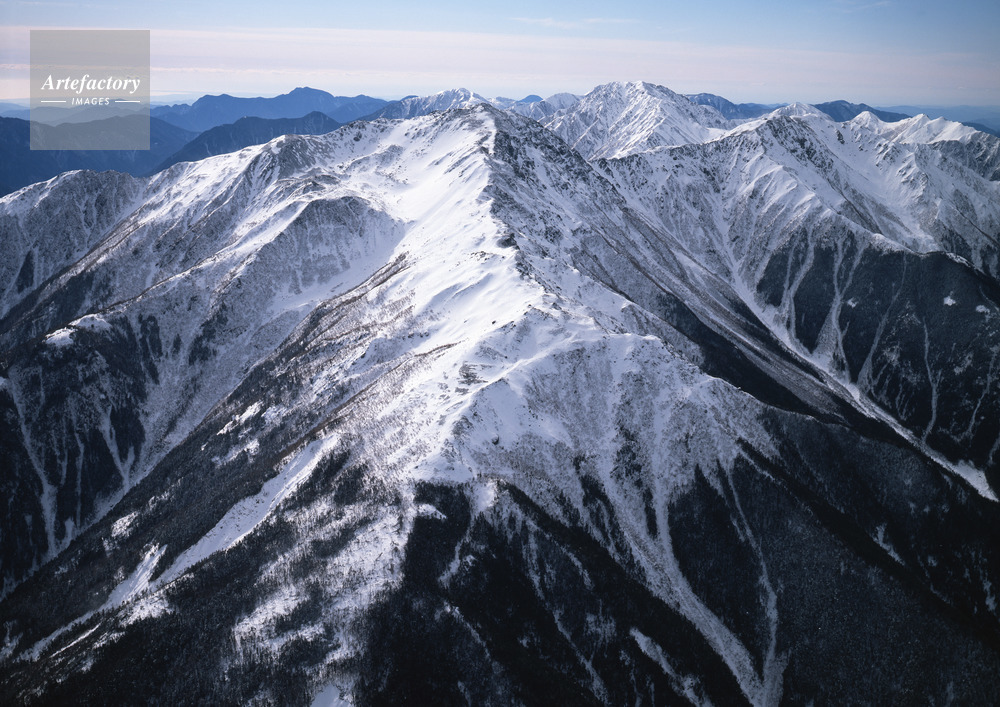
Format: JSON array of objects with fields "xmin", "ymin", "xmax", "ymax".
[
  {"xmin": 312, "ymin": 682, "xmax": 354, "ymax": 707},
  {"xmin": 44, "ymin": 328, "xmax": 74, "ymax": 347},
  {"xmin": 125, "ymin": 592, "xmax": 170, "ymax": 625},
  {"xmin": 415, "ymin": 503, "xmax": 446, "ymax": 520},
  {"xmin": 951, "ymin": 462, "xmax": 998, "ymax": 503},
  {"xmin": 263, "ymin": 406, "xmax": 284, "ymax": 425},
  {"xmin": 158, "ymin": 437, "xmax": 336, "ymax": 587},
  {"xmin": 238, "ymin": 402, "xmax": 263, "ymax": 424},
  {"xmin": 111, "ymin": 511, "xmax": 138, "ymax": 540},
  {"xmin": 630, "ymin": 629, "xmax": 701, "ymax": 703},
  {"xmin": 75, "ymin": 314, "xmax": 112, "ymax": 332},
  {"xmin": 107, "ymin": 544, "xmax": 165, "ymax": 607}
]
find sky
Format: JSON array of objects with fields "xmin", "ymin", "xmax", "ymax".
[{"xmin": 1, "ymin": 0, "xmax": 999, "ymax": 106}]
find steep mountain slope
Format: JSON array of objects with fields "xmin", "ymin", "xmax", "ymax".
[
  {"xmin": 543, "ymin": 81, "xmax": 731, "ymax": 159},
  {"xmin": 153, "ymin": 111, "xmax": 341, "ymax": 172},
  {"xmin": 2, "ymin": 91, "xmax": 1000, "ymax": 705},
  {"xmin": 597, "ymin": 104, "xmax": 1000, "ymax": 485}
]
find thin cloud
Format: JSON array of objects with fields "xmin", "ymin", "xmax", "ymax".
[{"xmin": 2, "ymin": 25, "xmax": 997, "ymax": 105}]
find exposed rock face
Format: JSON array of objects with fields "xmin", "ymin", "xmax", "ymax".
[{"xmin": 2, "ymin": 84, "xmax": 999, "ymax": 704}]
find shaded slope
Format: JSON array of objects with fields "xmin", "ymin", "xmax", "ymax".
[{"xmin": 1, "ymin": 98, "xmax": 999, "ymax": 706}]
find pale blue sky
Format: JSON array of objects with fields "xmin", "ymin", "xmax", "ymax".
[{"xmin": 2, "ymin": 0, "xmax": 998, "ymax": 105}]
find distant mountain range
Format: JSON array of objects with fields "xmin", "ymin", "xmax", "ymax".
[
  {"xmin": 154, "ymin": 112, "xmax": 341, "ymax": 172},
  {"xmin": 812, "ymin": 99, "xmax": 910, "ymax": 123},
  {"xmin": 686, "ymin": 94, "xmax": 910, "ymax": 123},
  {"xmin": 3, "ymin": 87, "xmax": 999, "ymax": 200},
  {"xmin": 0, "ymin": 116, "xmax": 196, "ymax": 195},
  {"xmin": 361, "ymin": 88, "xmax": 578, "ymax": 122},
  {"xmin": 685, "ymin": 94, "xmax": 1000, "ymax": 135},
  {"xmin": 685, "ymin": 93, "xmax": 779, "ymax": 119},
  {"xmin": 0, "ymin": 110, "xmax": 345, "ymax": 196},
  {"xmin": 0, "ymin": 89, "xmax": 386, "ymax": 196},
  {"xmin": 5, "ymin": 91, "xmax": 999, "ymax": 134},
  {"xmin": 883, "ymin": 104, "xmax": 1000, "ymax": 138},
  {"xmin": 150, "ymin": 87, "xmax": 386, "ymax": 132}
]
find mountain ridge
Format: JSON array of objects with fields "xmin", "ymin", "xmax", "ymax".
[
  {"xmin": 2, "ymin": 85, "xmax": 1000, "ymax": 704},
  {"xmin": 152, "ymin": 111, "xmax": 342, "ymax": 172}
]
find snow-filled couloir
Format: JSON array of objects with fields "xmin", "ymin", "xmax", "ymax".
[{"xmin": 2, "ymin": 85, "xmax": 1000, "ymax": 705}]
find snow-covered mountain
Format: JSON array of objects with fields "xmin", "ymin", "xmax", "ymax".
[
  {"xmin": 2, "ymin": 82, "xmax": 1000, "ymax": 704},
  {"xmin": 685, "ymin": 92, "xmax": 777, "ymax": 120},
  {"xmin": 507, "ymin": 91, "xmax": 581, "ymax": 120},
  {"xmin": 364, "ymin": 88, "xmax": 580, "ymax": 122},
  {"xmin": 363, "ymin": 87, "xmax": 493, "ymax": 120},
  {"xmin": 600, "ymin": 104, "xmax": 1000, "ymax": 476},
  {"xmin": 543, "ymin": 81, "xmax": 731, "ymax": 159},
  {"xmin": 153, "ymin": 111, "xmax": 342, "ymax": 172}
]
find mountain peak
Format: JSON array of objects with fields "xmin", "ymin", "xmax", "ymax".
[
  {"xmin": 542, "ymin": 80, "xmax": 729, "ymax": 159},
  {"xmin": 850, "ymin": 109, "xmax": 885, "ymax": 129},
  {"xmin": 769, "ymin": 102, "xmax": 829, "ymax": 120},
  {"xmin": 871, "ymin": 112, "xmax": 981, "ymax": 144},
  {"xmin": 286, "ymin": 86, "xmax": 329, "ymax": 97},
  {"xmin": 361, "ymin": 88, "xmax": 490, "ymax": 121}
]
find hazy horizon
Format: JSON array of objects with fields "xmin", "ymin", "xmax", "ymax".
[
  {"xmin": 2, "ymin": 85, "xmax": 1000, "ymax": 114},
  {"xmin": 2, "ymin": 1, "xmax": 999, "ymax": 107}
]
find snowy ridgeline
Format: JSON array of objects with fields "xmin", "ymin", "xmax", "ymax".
[{"xmin": 0, "ymin": 81, "xmax": 999, "ymax": 705}]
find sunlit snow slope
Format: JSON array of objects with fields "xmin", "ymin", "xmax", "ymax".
[{"xmin": 2, "ymin": 84, "xmax": 1000, "ymax": 705}]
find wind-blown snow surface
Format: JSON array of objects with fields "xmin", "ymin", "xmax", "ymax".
[{"xmin": 2, "ymin": 83, "xmax": 1000, "ymax": 704}]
